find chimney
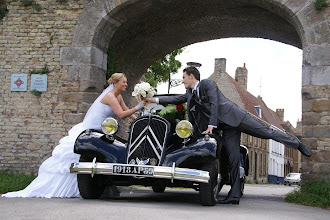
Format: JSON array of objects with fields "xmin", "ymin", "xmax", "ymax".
[
  {"xmin": 235, "ymin": 63, "xmax": 248, "ymax": 90},
  {"xmin": 214, "ymin": 58, "xmax": 226, "ymax": 75},
  {"xmin": 276, "ymin": 108, "xmax": 284, "ymax": 121},
  {"xmin": 296, "ymin": 119, "xmax": 302, "ymax": 133}
]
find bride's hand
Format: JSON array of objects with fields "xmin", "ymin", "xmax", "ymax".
[{"xmin": 135, "ymin": 102, "xmax": 144, "ymax": 111}]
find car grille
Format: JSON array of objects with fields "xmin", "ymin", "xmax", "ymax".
[{"xmin": 127, "ymin": 115, "xmax": 170, "ymax": 166}]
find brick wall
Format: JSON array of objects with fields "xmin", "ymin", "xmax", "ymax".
[{"xmin": 0, "ymin": 0, "xmax": 88, "ymax": 174}]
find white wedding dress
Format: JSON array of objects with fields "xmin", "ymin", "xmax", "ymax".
[{"xmin": 2, "ymin": 85, "xmax": 115, "ymax": 198}]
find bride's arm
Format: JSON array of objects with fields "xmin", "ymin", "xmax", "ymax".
[
  {"xmin": 119, "ymin": 96, "xmax": 137, "ymax": 119},
  {"xmin": 102, "ymin": 93, "xmax": 140, "ymax": 119}
]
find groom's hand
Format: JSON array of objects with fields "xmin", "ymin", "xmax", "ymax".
[
  {"xmin": 143, "ymin": 97, "xmax": 156, "ymax": 103},
  {"xmin": 202, "ymin": 126, "xmax": 213, "ymax": 134}
]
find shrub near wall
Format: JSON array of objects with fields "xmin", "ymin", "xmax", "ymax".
[{"xmin": 0, "ymin": 0, "xmax": 89, "ymax": 174}]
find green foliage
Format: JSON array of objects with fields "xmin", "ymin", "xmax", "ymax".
[
  {"xmin": 56, "ymin": 0, "xmax": 68, "ymax": 3},
  {"xmin": 0, "ymin": 0, "xmax": 8, "ymax": 20},
  {"xmin": 106, "ymin": 47, "xmax": 183, "ymax": 88},
  {"xmin": 20, "ymin": 0, "xmax": 42, "ymax": 11},
  {"xmin": 145, "ymin": 49, "xmax": 184, "ymax": 88},
  {"xmin": 158, "ymin": 104, "xmax": 186, "ymax": 123},
  {"xmin": 20, "ymin": 0, "xmax": 34, "ymax": 7},
  {"xmin": 315, "ymin": 0, "xmax": 329, "ymax": 11},
  {"xmin": 34, "ymin": 2, "xmax": 41, "ymax": 11},
  {"xmin": 31, "ymin": 89, "xmax": 42, "ymax": 97},
  {"xmin": 285, "ymin": 179, "xmax": 330, "ymax": 209},
  {"xmin": 106, "ymin": 46, "xmax": 121, "ymax": 81},
  {"xmin": 0, "ymin": 172, "xmax": 35, "ymax": 194},
  {"xmin": 29, "ymin": 65, "xmax": 49, "ymax": 75}
]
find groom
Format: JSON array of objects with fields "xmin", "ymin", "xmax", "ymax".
[{"xmin": 145, "ymin": 66, "xmax": 311, "ymax": 205}]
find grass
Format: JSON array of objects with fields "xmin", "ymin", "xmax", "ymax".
[
  {"xmin": 0, "ymin": 172, "xmax": 35, "ymax": 194},
  {"xmin": 285, "ymin": 179, "xmax": 330, "ymax": 209}
]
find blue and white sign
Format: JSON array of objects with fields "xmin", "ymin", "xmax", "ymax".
[
  {"xmin": 31, "ymin": 74, "xmax": 47, "ymax": 92},
  {"xmin": 11, "ymin": 74, "xmax": 28, "ymax": 91}
]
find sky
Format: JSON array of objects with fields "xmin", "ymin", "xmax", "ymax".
[{"xmin": 157, "ymin": 38, "xmax": 303, "ymax": 126}]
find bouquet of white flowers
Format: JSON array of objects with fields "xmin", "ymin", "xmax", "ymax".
[{"xmin": 132, "ymin": 82, "xmax": 156, "ymax": 102}]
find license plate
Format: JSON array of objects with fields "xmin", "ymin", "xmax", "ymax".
[{"xmin": 113, "ymin": 165, "xmax": 154, "ymax": 176}]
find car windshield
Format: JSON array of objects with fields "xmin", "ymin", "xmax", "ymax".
[{"xmin": 287, "ymin": 173, "xmax": 300, "ymax": 178}]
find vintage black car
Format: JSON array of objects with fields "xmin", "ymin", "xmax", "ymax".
[{"xmin": 70, "ymin": 99, "xmax": 249, "ymax": 206}]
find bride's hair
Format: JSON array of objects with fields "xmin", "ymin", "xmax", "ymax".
[{"xmin": 108, "ymin": 73, "xmax": 126, "ymax": 84}]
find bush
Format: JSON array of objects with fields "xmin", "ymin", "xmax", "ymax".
[
  {"xmin": 285, "ymin": 179, "xmax": 330, "ymax": 209},
  {"xmin": 315, "ymin": 0, "xmax": 329, "ymax": 11},
  {"xmin": 0, "ymin": 0, "xmax": 8, "ymax": 20}
]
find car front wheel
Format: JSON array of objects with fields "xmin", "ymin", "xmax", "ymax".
[
  {"xmin": 152, "ymin": 185, "xmax": 166, "ymax": 193},
  {"xmin": 77, "ymin": 158, "xmax": 105, "ymax": 199},
  {"xmin": 199, "ymin": 159, "xmax": 221, "ymax": 206}
]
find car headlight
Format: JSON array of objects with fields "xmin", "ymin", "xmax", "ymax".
[
  {"xmin": 101, "ymin": 117, "xmax": 119, "ymax": 135},
  {"xmin": 175, "ymin": 120, "xmax": 193, "ymax": 138}
]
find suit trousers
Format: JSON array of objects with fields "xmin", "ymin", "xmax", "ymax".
[
  {"xmin": 237, "ymin": 114, "xmax": 300, "ymax": 149},
  {"xmin": 222, "ymin": 127, "xmax": 242, "ymax": 200},
  {"xmin": 220, "ymin": 113, "xmax": 300, "ymax": 200}
]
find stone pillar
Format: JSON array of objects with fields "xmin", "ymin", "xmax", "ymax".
[{"xmin": 301, "ymin": 47, "xmax": 330, "ymax": 180}]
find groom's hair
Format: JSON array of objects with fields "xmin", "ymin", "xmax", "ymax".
[{"xmin": 183, "ymin": 66, "xmax": 200, "ymax": 81}]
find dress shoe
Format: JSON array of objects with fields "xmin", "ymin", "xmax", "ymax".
[
  {"xmin": 218, "ymin": 198, "xmax": 239, "ymax": 204},
  {"xmin": 298, "ymin": 143, "xmax": 311, "ymax": 157}
]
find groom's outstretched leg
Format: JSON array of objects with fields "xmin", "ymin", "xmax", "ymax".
[{"xmin": 238, "ymin": 114, "xmax": 311, "ymax": 157}]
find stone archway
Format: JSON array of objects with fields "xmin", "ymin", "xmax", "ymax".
[{"xmin": 60, "ymin": 0, "xmax": 329, "ymax": 179}]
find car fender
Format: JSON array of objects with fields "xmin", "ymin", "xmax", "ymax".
[
  {"xmin": 74, "ymin": 130, "xmax": 127, "ymax": 163},
  {"xmin": 162, "ymin": 137, "xmax": 218, "ymax": 167}
]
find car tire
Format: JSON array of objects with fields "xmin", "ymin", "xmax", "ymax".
[
  {"xmin": 240, "ymin": 177, "xmax": 245, "ymax": 197},
  {"xmin": 77, "ymin": 158, "xmax": 105, "ymax": 199},
  {"xmin": 199, "ymin": 159, "xmax": 220, "ymax": 206},
  {"xmin": 152, "ymin": 185, "xmax": 166, "ymax": 193}
]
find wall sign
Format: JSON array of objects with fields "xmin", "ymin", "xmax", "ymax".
[
  {"xmin": 11, "ymin": 74, "xmax": 28, "ymax": 91},
  {"xmin": 31, "ymin": 74, "xmax": 47, "ymax": 92}
]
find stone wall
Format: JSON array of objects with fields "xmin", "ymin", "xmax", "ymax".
[
  {"xmin": 0, "ymin": 0, "xmax": 89, "ymax": 174},
  {"xmin": 301, "ymin": 85, "xmax": 330, "ymax": 179}
]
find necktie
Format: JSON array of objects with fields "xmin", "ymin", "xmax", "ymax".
[
  {"xmin": 192, "ymin": 89, "xmax": 201, "ymax": 104},
  {"xmin": 193, "ymin": 89, "xmax": 197, "ymax": 97}
]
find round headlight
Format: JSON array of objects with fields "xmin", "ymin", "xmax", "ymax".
[
  {"xmin": 175, "ymin": 120, "xmax": 193, "ymax": 138},
  {"xmin": 101, "ymin": 117, "xmax": 119, "ymax": 135}
]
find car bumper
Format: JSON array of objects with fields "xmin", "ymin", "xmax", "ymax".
[
  {"xmin": 284, "ymin": 180, "xmax": 301, "ymax": 184},
  {"xmin": 70, "ymin": 161, "xmax": 210, "ymax": 183}
]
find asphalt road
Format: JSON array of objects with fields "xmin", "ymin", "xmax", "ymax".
[{"xmin": 1, "ymin": 184, "xmax": 329, "ymax": 220}]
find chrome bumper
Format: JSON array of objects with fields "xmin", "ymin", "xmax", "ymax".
[{"xmin": 70, "ymin": 160, "xmax": 210, "ymax": 183}]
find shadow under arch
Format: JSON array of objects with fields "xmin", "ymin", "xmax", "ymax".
[{"xmin": 61, "ymin": 0, "xmax": 307, "ymax": 94}]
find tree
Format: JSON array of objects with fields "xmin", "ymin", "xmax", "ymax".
[
  {"xmin": 145, "ymin": 48, "xmax": 184, "ymax": 88},
  {"xmin": 107, "ymin": 47, "xmax": 184, "ymax": 88}
]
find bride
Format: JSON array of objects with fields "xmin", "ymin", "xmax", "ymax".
[{"xmin": 2, "ymin": 73, "xmax": 143, "ymax": 198}]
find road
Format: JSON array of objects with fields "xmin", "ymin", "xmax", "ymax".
[{"xmin": 1, "ymin": 184, "xmax": 329, "ymax": 220}]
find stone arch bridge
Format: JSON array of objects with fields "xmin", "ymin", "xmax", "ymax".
[{"xmin": 0, "ymin": 0, "xmax": 329, "ymax": 178}]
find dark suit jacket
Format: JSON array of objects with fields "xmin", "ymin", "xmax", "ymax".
[{"xmin": 158, "ymin": 79, "xmax": 247, "ymax": 128}]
